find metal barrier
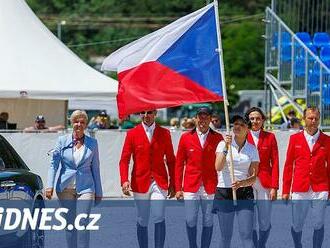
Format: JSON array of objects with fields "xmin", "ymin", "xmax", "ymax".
[
  {"xmin": 271, "ymin": 0, "xmax": 330, "ymax": 34},
  {"xmin": 264, "ymin": 7, "xmax": 330, "ymax": 128}
]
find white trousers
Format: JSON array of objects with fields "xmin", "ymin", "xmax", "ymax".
[
  {"xmin": 253, "ymin": 178, "xmax": 272, "ymax": 231},
  {"xmin": 57, "ymin": 188, "xmax": 95, "ymax": 248},
  {"xmin": 291, "ymin": 189, "xmax": 328, "ymax": 232},
  {"xmin": 184, "ymin": 186, "xmax": 214, "ymax": 227},
  {"xmin": 133, "ymin": 181, "xmax": 167, "ymax": 226}
]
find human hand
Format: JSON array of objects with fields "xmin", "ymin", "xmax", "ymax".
[
  {"xmin": 122, "ymin": 181, "xmax": 132, "ymax": 196},
  {"xmin": 232, "ymin": 180, "xmax": 244, "ymax": 190},
  {"xmin": 45, "ymin": 188, "xmax": 53, "ymax": 200},
  {"xmin": 175, "ymin": 191, "xmax": 184, "ymax": 201},
  {"xmin": 282, "ymin": 193, "xmax": 290, "ymax": 201},
  {"xmin": 167, "ymin": 186, "xmax": 176, "ymax": 199},
  {"xmin": 270, "ymin": 189, "xmax": 277, "ymax": 201},
  {"xmin": 224, "ymin": 134, "xmax": 232, "ymax": 148}
]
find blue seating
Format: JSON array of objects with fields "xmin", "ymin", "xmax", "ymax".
[
  {"xmin": 294, "ymin": 58, "xmax": 306, "ymax": 77},
  {"xmin": 308, "ymin": 63, "xmax": 321, "ymax": 92},
  {"xmin": 281, "ymin": 45, "xmax": 292, "ymax": 62},
  {"xmin": 320, "ymin": 47, "xmax": 330, "ymax": 67},
  {"xmin": 295, "ymin": 45, "xmax": 317, "ymax": 61},
  {"xmin": 322, "ymin": 82, "xmax": 330, "ymax": 104},
  {"xmin": 272, "ymin": 32, "xmax": 291, "ymax": 48},
  {"xmin": 313, "ymin": 32, "xmax": 330, "ymax": 49},
  {"xmin": 281, "ymin": 32, "xmax": 291, "ymax": 46},
  {"xmin": 296, "ymin": 32, "xmax": 313, "ymax": 48}
]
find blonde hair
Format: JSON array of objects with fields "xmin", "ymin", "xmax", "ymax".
[{"xmin": 70, "ymin": 110, "xmax": 88, "ymax": 124}]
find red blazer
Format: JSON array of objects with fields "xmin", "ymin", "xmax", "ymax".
[
  {"xmin": 282, "ymin": 131, "xmax": 330, "ymax": 194},
  {"xmin": 247, "ymin": 130, "xmax": 279, "ymax": 189},
  {"xmin": 119, "ymin": 123, "xmax": 175, "ymax": 193},
  {"xmin": 175, "ymin": 129, "xmax": 223, "ymax": 194}
]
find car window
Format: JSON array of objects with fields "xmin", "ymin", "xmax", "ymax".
[{"xmin": 0, "ymin": 138, "xmax": 27, "ymax": 169}]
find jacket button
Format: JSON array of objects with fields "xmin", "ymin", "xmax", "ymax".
[{"xmin": 310, "ymin": 172, "xmax": 312, "ymax": 175}]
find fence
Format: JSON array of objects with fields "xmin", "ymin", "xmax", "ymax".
[{"xmin": 264, "ymin": 7, "xmax": 330, "ymax": 127}]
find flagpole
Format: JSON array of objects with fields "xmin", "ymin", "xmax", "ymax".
[{"xmin": 213, "ymin": 0, "xmax": 237, "ymax": 202}]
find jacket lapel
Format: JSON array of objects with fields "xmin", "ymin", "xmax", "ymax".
[
  {"xmin": 76, "ymin": 136, "xmax": 89, "ymax": 167},
  {"xmin": 300, "ymin": 131, "xmax": 312, "ymax": 153},
  {"xmin": 247, "ymin": 131, "xmax": 255, "ymax": 146},
  {"xmin": 203, "ymin": 131, "xmax": 212, "ymax": 149},
  {"xmin": 62, "ymin": 135, "xmax": 75, "ymax": 164},
  {"xmin": 151, "ymin": 124, "xmax": 159, "ymax": 145},
  {"xmin": 257, "ymin": 130, "xmax": 265, "ymax": 149},
  {"xmin": 312, "ymin": 131, "xmax": 324, "ymax": 153},
  {"xmin": 192, "ymin": 130, "xmax": 203, "ymax": 150},
  {"xmin": 138, "ymin": 123, "xmax": 150, "ymax": 144}
]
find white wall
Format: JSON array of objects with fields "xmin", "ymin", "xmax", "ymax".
[{"xmin": 1, "ymin": 130, "xmax": 299, "ymax": 197}]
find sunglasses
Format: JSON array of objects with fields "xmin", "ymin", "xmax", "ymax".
[{"xmin": 140, "ymin": 111, "xmax": 153, "ymax": 115}]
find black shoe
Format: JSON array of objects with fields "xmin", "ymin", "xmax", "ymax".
[
  {"xmin": 137, "ymin": 222, "xmax": 148, "ymax": 248},
  {"xmin": 201, "ymin": 225, "xmax": 213, "ymax": 248},
  {"xmin": 258, "ymin": 226, "xmax": 271, "ymax": 248},
  {"xmin": 313, "ymin": 226, "xmax": 324, "ymax": 248},
  {"xmin": 186, "ymin": 223, "xmax": 197, "ymax": 248},
  {"xmin": 291, "ymin": 227, "xmax": 302, "ymax": 248},
  {"xmin": 154, "ymin": 221, "xmax": 166, "ymax": 248}
]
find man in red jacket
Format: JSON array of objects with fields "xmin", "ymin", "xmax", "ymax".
[
  {"xmin": 246, "ymin": 107, "xmax": 279, "ymax": 248},
  {"xmin": 282, "ymin": 107, "xmax": 330, "ymax": 248},
  {"xmin": 175, "ymin": 107, "xmax": 223, "ymax": 248},
  {"xmin": 119, "ymin": 110, "xmax": 175, "ymax": 248}
]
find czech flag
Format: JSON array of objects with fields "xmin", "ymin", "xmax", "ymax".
[{"xmin": 102, "ymin": 3, "xmax": 223, "ymax": 118}]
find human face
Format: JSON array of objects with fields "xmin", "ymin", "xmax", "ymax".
[
  {"xmin": 196, "ymin": 113, "xmax": 211, "ymax": 133},
  {"xmin": 211, "ymin": 117, "xmax": 221, "ymax": 129},
  {"xmin": 35, "ymin": 120, "xmax": 46, "ymax": 129},
  {"xmin": 248, "ymin": 111, "xmax": 264, "ymax": 131},
  {"xmin": 140, "ymin": 110, "xmax": 156, "ymax": 127},
  {"xmin": 72, "ymin": 117, "xmax": 87, "ymax": 137},
  {"xmin": 233, "ymin": 120, "xmax": 248, "ymax": 138},
  {"xmin": 303, "ymin": 109, "xmax": 320, "ymax": 135}
]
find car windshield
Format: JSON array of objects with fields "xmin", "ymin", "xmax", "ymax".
[{"xmin": 0, "ymin": 136, "xmax": 28, "ymax": 170}]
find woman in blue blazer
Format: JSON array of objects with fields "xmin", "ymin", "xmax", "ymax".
[{"xmin": 46, "ymin": 110, "xmax": 102, "ymax": 248}]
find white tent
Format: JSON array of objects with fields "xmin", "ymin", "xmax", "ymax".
[{"xmin": 0, "ymin": 0, "xmax": 118, "ymax": 100}]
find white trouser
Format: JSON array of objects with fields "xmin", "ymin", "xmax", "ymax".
[
  {"xmin": 57, "ymin": 188, "xmax": 95, "ymax": 248},
  {"xmin": 184, "ymin": 186, "xmax": 214, "ymax": 227},
  {"xmin": 253, "ymin": 178, "xmax": 272, "ymax": 231},
  {"xmin": 291, "ymin": 189, "xmax": 328, "ymax": 232},
  {"xmin": 133, "ymin": 181, "xmax": 168, "ymax": 226}
]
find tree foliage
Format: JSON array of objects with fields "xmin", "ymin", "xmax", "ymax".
[{"xmin": 26, "ymin": 0, "xmax": 270, "ymax": 105}]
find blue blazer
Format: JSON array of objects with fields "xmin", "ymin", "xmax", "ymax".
[{"xmin": 47, "ymin": 134, "xmax": 103, "ymax": 197}]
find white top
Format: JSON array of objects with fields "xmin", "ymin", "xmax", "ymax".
[
  {"xmin": 142, "ymin": 122, "xmax": 156, "ymax": 142},
  {"xmin": 197, "ymin": 128, "xmax": 210, "ymax": 148},
  {"xmin": 216, "ymin": 138, "xmax": 260, "ymax": 188},
  {"xmin": 304, "ymin": 129, "xmax": 320, "ymax": 151},
  {"xmin": 67, "ymin": 144, "xmax": 85, "ymax": 189},
  {"xmin": 251, "ymin": 130, "xmax": 261, "ymax": 146}
]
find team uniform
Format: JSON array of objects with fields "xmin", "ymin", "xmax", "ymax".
[
  {"xmin": 282, "ymin": 130, "xmax": 330, "ymax": 248},
  {"xmin": 175, "ymin": 128, "xmax": 223, "ymax": 248},
  {"xmin": 119, "ymin": 122, "xmax": 175, "ymax": 248},
  {"xmin": 247, "ymin": 130, "xmax": 279, "ymax": 247}
]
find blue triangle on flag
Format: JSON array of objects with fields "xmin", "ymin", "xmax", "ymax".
[{"xmin": 157, "ymin": 6, "xmax": 222, "ymax": 97}]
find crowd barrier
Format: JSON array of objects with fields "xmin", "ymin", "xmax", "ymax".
[{"xmin": 0, "ymin": 130, "xmax": 304, "ymax": 197}]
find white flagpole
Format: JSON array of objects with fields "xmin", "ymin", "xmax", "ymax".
[{"xmin": 213, "ymin": 0, "xmax": 237, "ymax": 202}]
